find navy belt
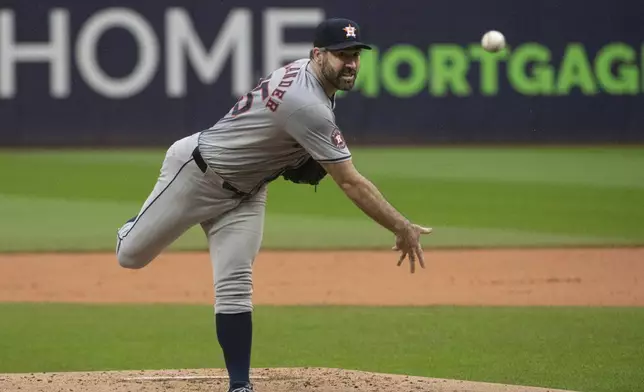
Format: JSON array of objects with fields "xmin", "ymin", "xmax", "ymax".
[{"xmin": 191, "ymin": 147, "xmax": 251, "ymax": 198}]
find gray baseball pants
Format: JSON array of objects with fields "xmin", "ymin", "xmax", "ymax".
[{"xmin": 115, "ymin": 132, "xmax": 267, "ymax": 314}]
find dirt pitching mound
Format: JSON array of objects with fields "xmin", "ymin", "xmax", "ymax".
[{"xmin": 0, "ymin": 368, "xmax": 578, "ymax": 392}]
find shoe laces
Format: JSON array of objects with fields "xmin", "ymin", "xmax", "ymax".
[{"xmin": 231, "ymin": 387, "xmax": 253, "ymax": 392}]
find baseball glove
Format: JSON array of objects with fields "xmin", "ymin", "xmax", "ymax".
[{"xmin": 282, "ymin": 156, "xmax": 327, "ymax": 186}]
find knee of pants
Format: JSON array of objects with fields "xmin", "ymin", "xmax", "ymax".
[
  {"xmin": 115, "ymin": 229, "xmax": 153, "ymax": 269},
  {"xmin": 116, "ymin": 240, "xmax": 152, "ymax": 269},
  {"xmin": 214, "ymin": 273, "xmax": 253, "ymax": 314},
  {"xmin": 115, "ymin": 218, "xmax": 152, "ymax": 269}
]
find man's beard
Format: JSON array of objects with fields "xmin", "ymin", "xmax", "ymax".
[{"xmin": 322, "ymin": 61, "xmax": 356, "ymax": 91}]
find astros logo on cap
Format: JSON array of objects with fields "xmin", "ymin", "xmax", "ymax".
[{"xmin": 343, "ymin": 24, "xmax": 356, "ymax": 38}]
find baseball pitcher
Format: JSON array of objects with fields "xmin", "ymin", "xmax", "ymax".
[{"xmin": 115, "ymin": 17, "xmax": 431, "ymax": 392}]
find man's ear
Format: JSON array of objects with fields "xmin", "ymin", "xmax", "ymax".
[{"xmin": 312, "ymin": 48, "xmax": 324, "ymax": 65}]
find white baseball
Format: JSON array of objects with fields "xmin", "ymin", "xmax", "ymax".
[{"xmin": 481, "ymin": 30, "xmax": 506, "ymax": 52}]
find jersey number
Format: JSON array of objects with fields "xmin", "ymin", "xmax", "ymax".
[{"xmin": 231, "ymin": 78, "xmax": 270, "ymax": 116}]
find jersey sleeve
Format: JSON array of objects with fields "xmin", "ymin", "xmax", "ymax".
[{"xmin": 284, "ymin": 104, "xmax": 351, "ymax": 163}]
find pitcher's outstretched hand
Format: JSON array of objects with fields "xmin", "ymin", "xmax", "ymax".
[{"xmin": 393, "ymin": 224, "xmax": 432, "ymax": 273}]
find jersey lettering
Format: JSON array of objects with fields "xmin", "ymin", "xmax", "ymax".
[
  {"xmin": 266, "ymin": 98, "xmax": 279, "ymax": 112},
  {"xmin": 283, "ymin": 62, "xmax": 300, "ymax": 73},
  {"xmin": 263, "ymin": 64, "xmax": 303, "ymax": 112},
  {"xmin": 231, "ymin": 79, "xmax": 270, "ymax": 116},
  {"xmin": 230, "ymin": 93, "xmax": 252, "ymax": 116},
  {"xmin": 229, "ymin": 63, "xmax": 303, "ymax": 116},
  {"xmin": 256, "ymin": 78, "xmax": 270, "ymax": 101},
  {"xmin": 198, "ymin": 58, "xmax": 349, "ymax": 193},
  {"xmin": 271, "ymin": 88, "xmax": 286, "ymax": 100}
]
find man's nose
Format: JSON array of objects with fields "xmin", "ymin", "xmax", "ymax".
[{"xmin": 345, "ymin": 60, "xmax": 357, "ymax": 69}]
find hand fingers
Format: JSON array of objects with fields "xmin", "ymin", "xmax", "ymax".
[
  {"xmin": 419, "ymin": 227, "xmax": 433, "ymax": 234},
  {"xmin": 417, "ymin": 245, "xmax": 426, "ymax": 269},
  {"xmin": 409, "ymin": 251, "xmax": 416, "ymax": 274},
  {"xmin": 397, "ymin": 251, "xmax": 407, "ymax": 266}
]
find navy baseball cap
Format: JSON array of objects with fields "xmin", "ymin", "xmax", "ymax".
[{"xmin": 313, "ymin": 18, "xmax": 372, "ymax": 51}]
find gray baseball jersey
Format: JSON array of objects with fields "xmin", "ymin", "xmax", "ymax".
[
  {"xmin": 197, "ymin": 58, "xmax": 352, "ymax": 194},
  {"xmin": 116, "ymin": 58, "xmax": 353, "ymax": 316}
]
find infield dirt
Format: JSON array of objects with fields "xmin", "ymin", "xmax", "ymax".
[{"xmin": 1, "ymin": 247, "xmax": 642, "ymax": 391}]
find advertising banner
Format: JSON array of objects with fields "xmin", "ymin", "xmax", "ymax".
[{"xmin": 1, "ymin": 0, "xmax": 643, "ymax": 146}]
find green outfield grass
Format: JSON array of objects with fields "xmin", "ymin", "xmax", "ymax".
[
  {"xmin": 1, "ymin": 147, "xmax": 643, "ymax": 252},
  {"xmin": 2, "ymin": 147, "xmax": 643, "ymax": 392},
  {"xmin": 0, "ymin": 303, "xmax": 642, "ymax": 392}
]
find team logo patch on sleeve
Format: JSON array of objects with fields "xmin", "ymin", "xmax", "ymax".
[{"xmin": 331, "ymin": 128, "xmax": 346, "ymax": 149}]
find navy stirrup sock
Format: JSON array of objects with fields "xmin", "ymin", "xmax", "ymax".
[{"xmin": 216, "ymin": 312, "xmax": 253, "ymax": 388}]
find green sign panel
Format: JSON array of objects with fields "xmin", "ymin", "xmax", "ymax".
[{"xmin": 343, "ymin": 42, "xmax": 642, "ymax": 98}]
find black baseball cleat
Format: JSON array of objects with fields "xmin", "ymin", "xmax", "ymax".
[{"xmin": 228, "ymin": 383, "xmax": 254, "ymax": 392}]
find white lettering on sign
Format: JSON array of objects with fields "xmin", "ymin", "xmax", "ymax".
[
  {"xmin": 263, "ymin": 8, "xmax": 324, "ymax": 76},
  {"xmin": 0, "ymin": 7, "xmax": 325, "ymax": 99},
  {"xmin": 76, "ymin": 8, "xmax": 159, "ymax": 98},
  {"xmin": 0, "ymin": 8, "xmax": 70, "ymax": 98},
  {"xmin": 166, "ymin": 7, "xmax": 252, "ymax": 98}
]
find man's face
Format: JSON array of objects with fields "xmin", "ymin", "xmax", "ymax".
[{"xmin": 319, "ymin": 48, "xmax": 362, "ymax": 91}]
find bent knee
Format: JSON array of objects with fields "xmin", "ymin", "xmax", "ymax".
[
  {"xmin": 116, "ymin": 240, "xmax": 151, "ymax": 269},
  {"xmin": 115, "ymin": 220, "xmax": 154, "ymax": 269},
  {"xmin": 117, "ymin": 253, "xmax": 147, "ymax": 269},
  {"xmin": 117, "ymin": 250, "xmax": 148, "ymax": 269}
]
